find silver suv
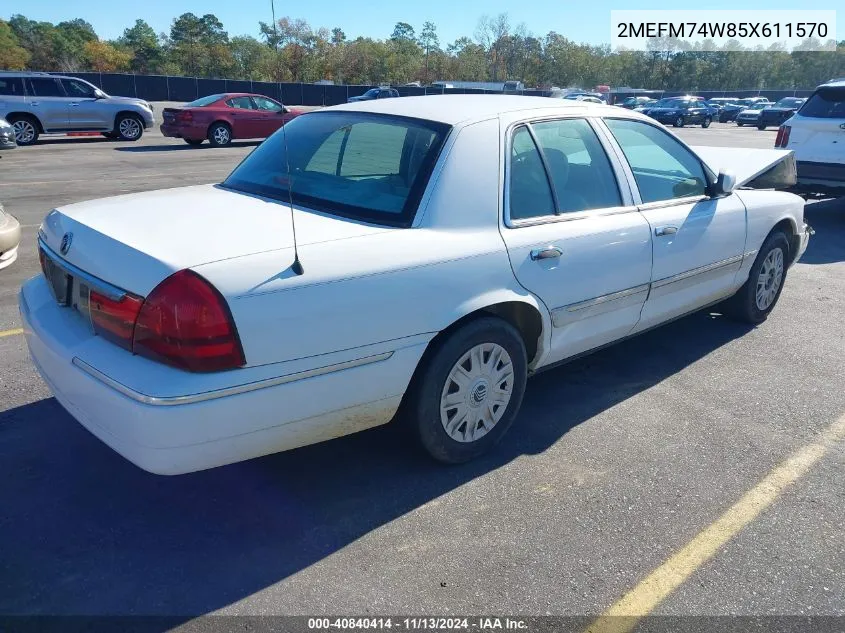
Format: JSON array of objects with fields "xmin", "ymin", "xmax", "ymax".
[{"xmin": 0, "ymin": 71, "xmax": 154, "ymax": 145}]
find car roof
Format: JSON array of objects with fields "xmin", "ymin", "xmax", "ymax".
[
  {"xmin": 326, "ymin": 95, "xmax": 610, "ymax": 125},
  {"xmin": 820, "ymin": 78, "xmax": 845, "ymax": 88}
]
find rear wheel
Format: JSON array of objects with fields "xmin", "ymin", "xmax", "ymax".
[
  {"xmin": 702, "ymin": 116, "xmax": 712, "ymax": 128},
  {"xmin": 8, "ymin": 115, "xmax": 39, "ymax": 145},
  {"xmin": 757, "ymin": 123, "xmax": 767, "ymax": 130},
  {"xmin": 673, "ymin": 116, "xmax": 685, "ymax": 128},
  {"xmin": 184, "ymin": 138, "xmax": 204, "ymax": 146},
  {"xmin": 720, "ymin": 231, "xmax": 789, "ymax": 324},
  {"xmin": 404, "ymin": 317, "xmax": 528, "ymax": 464},
  {"xmin": 208, "ymin": 122, "xmax": 232, "ymax": 147},
  {"xmin": 736, "ymin": 121, "xmax": 744, "ymax": 127},
  {"xmin": 116, "ymin": 114, "xmax": 143, "ymax": 141}
]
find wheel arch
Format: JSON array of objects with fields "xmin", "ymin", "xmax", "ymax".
[
  {"xmin": 113, "ymin": 110, "xmax": 144, "ymax": 129},
  {"xmin": 5, "ymin": 111, "xmax": 44, "ymax": 133},
  {"xmin": 770, "ymin": 216, "xmax": 800, "ymax": 264}
]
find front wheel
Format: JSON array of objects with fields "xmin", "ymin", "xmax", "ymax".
[
  {"xmin": 116, "ymin": 115, "xmax": 143, "ymax": 141},
  {"xmin": 403, "ymin": 317, "xmax": 528, "ymax": 464},
  {"xmin": 702, "ymin": 116, "xmax": 712, "ymax": 128},
  {"xmin": 673, "ymin": 116, "xmax": 685, "ymax": 128},
  {"xmin": 736, "ymin": 121, "xmax": 744, "ymax": 127},
  {"xmin": 720, "ymin": 231, "xmax": 789, "ymax": 324},
  {"xmin": 757, "ymin": 123, "xmax": 767, "ymax": 130}
]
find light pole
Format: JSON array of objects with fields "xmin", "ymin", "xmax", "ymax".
[{"xmin": 271, "ymin": 0, "xmax": 278, "ymax": 48}]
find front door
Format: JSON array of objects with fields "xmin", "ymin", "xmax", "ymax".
[
  {"xmin": 498, "ymin": 117, "xmax": 653, "ymax": 366},
  {"xmin": 24, "ymin": 77, "xmax": 71, "ymax": 131},
  {"xmin": 601, "ymin": 118, "xmax": 746, "ymax": 333},
  {"xmin": 250, "ymin": 96, "xmax": 289, "ymax": 138},
  {"xmin": 61, "ymin": 78, "xmax": 109, "ymax": 130}
]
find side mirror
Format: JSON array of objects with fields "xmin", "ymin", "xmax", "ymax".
[
  {"xmin": 713, "ymin": 170, "xmax": 737, "ymax": 196},
  {"xmin": 281, "ymin": 106, "xmax": 288, "ymax": 114},
  {"xmin": 94, "ymin": 89, "xmax": 106, "ymax": 100}
]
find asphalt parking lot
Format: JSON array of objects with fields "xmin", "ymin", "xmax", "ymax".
[{"xmin": 1, "ymin": 115, "xmax": 843, "ymax": 626}]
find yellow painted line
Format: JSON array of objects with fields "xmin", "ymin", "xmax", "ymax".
[
  {"xmin": 587, "ymin": 413, "xmax": 845, "ymax": 633},
  {"xmin": 0, "ymin": 328, "xmax": 24, "ymax": 338}
]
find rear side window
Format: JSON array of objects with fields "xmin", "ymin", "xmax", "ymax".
[
  {"xmin": 799, "ymin": 87, "xmax": 845, "ymax": 118},
  {"xmin": 530, "ymin": 119, "xmax": 622, "ymax": 212},
  {"xmin": 0, "ymin": 77, "xmax": 24, "ymax": 96},
  {"xmin": 223, "ymin": 112, "xmax": 450, "ymax": 227},
  {"xmin": 28, "ymin": 78, "xmax": 64, "ymax": 97},
  {"xmin": 509, "ymin": 126, "xmax": 556, "ymax": 220}
]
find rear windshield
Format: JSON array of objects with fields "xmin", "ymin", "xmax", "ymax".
[
  {"xmin": 223, "ymin": 111, "xmax": 451, "ymax": 227},
  {"xmin": 185, "ymin": 94, "xmax": 223, "ymax": 107},
  {"xmin": 799, "ymin": 87, "xmax": 845, "ymax": 118}
]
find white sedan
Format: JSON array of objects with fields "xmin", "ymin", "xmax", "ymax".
[{"xmin": 21, "ymin": 96, "xmax": 812, "ymax": 475}]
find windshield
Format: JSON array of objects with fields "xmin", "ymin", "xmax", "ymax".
[
  {"xmin": 363, "ymin": 89, "xmax": 380, "ymax": 97},
  {"xmin": 185, "ymin": 94, "xmax": 224, "ymax": 107},
  {"xmin": 747, "ymin": 103, "xmax": 767, "ymax": 111},
  {"xmin": 223, "ymin": 111, "xmax": 451, "ymax": 227},
  {"xmin": 799, "ymin": 87, "xmax": 845, "ymax": 118},
  {"xmin": 775, "ymin": 98, "xmax": 803, "ymax": 108}
]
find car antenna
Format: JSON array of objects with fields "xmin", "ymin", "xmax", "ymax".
[{"xmin": 279, "ymin": 115, "xmax": 304, "ymax": 276}]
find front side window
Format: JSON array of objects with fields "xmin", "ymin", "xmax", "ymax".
[
  {"xmin": 61, "ymin": 79, "xmax": 96, "ymax": 98},
  {"xmin": 226, "ymin": 96, "xmax": 254, "ymax": 109},
  {"xmin": 253, "ymin": 96, "xmax": 282, "ymax": 112},
  {"xmin": 530, "ymin": 119, "xmax": 622, "ymax": 212},
  {"xmin": 799, "ymin": 87, "xmax": 845, "ymax": 118},
  {"xmin": 223, "ymin": 112, "xmax": 449, "ymax": 226},
  {"xmin": 27, "ymin": 78, "xmax": 64, "ymax": 97},
  {"xmin": 604, "ymin": 118, "xmax": 708, "ymax": 204}
]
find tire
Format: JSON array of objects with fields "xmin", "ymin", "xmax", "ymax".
[
  {"xmin": 208, "ymin": 122, "xmax": 232, "ymax": 147},
  {"xmin": 403, "ymin": 316, "xmax": 528, "ymax": 464},
  {"xmin": 720, "ymin": 231, "xmax": 790, "ymax": 324},
  {"xmin": 184, "ymin": 138, "xmax": 204, "ymax": 146},
  {"xmin": 702, "ymin": 116, "xmax": 712, "ymax": 128},
  {"xmin": 736, "ymin": 121, "xmax": 744, "ymax": 127},
  {"xmin": 673, "ymin": 116, "xmax": 685, "ymax": 128},
  {"xmin": 757, "ymin": 123, "xmax": 767, "ymax": 130},
  {"xmin": 115, "ymin": 114, "xmax": 143, "ymax": 141},
  {"xmin": 8, "ymin": 115, "xmax": 39, "ymax": 146}
]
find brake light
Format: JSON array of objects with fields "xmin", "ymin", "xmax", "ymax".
[
  {"xmin": 177, "ymin": 110, "xmax": 193, "ymax": 123},
  {"xmin": 775, "ymin": 125, "xmax": 791, "ymax": 148},
  {"xmin": 132, "ymin": 270, "xmax": 245, "ymax": 372},
  {"xmin": 89, "ymin": 291, "xmax": 144, "ymax": 351}
]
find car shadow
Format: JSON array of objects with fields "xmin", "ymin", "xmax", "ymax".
[
  {"xmin": 114, "ymin": 141, "xmax": 262, "ymax": 153},
  {"xmin": 800, "ymin": 197, "xmax": 845, "ymax": 265},
  {"xmin": 31, "ymin": 137, "xmax": 114, "ymax": 146},
  {"xmin": 0, "ymin": 310, "xmax": 752, "ymax": 618}
]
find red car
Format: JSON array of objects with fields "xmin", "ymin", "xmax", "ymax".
[{"xmin": 160, "ymin": 93, "xmax": 302, "ymax": 147}]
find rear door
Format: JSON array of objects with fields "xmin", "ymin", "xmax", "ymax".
[
  {"xmin": 786, "ymin": 86, "xmax": 845, "ymax": 165},
  {"xmin": 499, "ymin": 117, "xmax": 653, "ymax": 365},
  {"xmin": 25, "ymin": 77, "xmax": 71, "ymax": 130},
  {"xmin": 60, "ymin": 78, "xmax": 109, "ymax": 130}
]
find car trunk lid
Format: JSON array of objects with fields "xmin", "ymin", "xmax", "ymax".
[{"xmin": 692, "ymin": 146, "xmax": 798, "ymax": 190}]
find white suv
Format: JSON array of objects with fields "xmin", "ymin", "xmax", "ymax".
[{"xmin": 776, "ymin": 78, "xmax": 845, "ymax": 196}]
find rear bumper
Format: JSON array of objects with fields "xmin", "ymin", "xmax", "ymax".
[
  {"xmin": 19, "ymin": 276, "xmax": 422, "ymax": 475},
  {"xmin": 0, "ymin": 211, "xmax": 21, "ymax": 270},
  {"xmin": 793, "ymin": 161, "xmax": 845, "ymax": 194},
  {"xmin": 160, "ymin": 123, "xmax": 206, "ymax": 141}
]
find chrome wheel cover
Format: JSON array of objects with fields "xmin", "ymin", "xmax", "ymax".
[
  {"xmin": 440, "ymin": 342, "xmax": 514, "ymax": 443},
  {"xmin": 119, "ymin": 118, "xmax": 141, "ymax": 139},
  {"xmin": 13, "ymin": 120, "xmax": 35, "ymax": 143},
  {"xmin": 213, "ymin": 126, "xmax": 230, "ymax": 145},
  {"xmin": 756, "ymin": 247, "xmax": 784, "ymax": 311}
]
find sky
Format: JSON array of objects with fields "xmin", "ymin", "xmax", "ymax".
[{"xmin": 3, "ymin": 0, "xmax": 840, "ymax": 46}]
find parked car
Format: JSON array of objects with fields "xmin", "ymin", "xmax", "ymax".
[
  {"xmin": 160, "ymin": 93, "xmax": 302, "ymax": 147},
  {"xmin": 0, "ymin": 119, "xmax": 20, "ymax": 271},
  {"xmin": 0, "ymin": 71, "xmax": 154, "ymax": 146},
  {"xmin": 642, "ymin": 97, "xmax": 713, "ymax": 127},
  {"xmin": 757, "ymin": 97, "xmax": 807, "ymax": 130},
  {"xmin": 719, "ymin": 98, "xmax": 770, "ymax": 122},
  {"xmin": 347, "ymin": 88, "xmax": 400, "ymax": 102},
  {"xmin": 776, "ymin": 79, "xmax": 845, "ymax": 195},
  {"xmin": 735, "ymin": 102, "xmax": 769, "ymax": 126},
  {"xmin": 705, "ymin": 98, "xmax": 737, "ymax": 116},
  {"xmin": 21, "ymin": 96, "xmax": 811, "ymax": 475},
  {"xmin": 618, "ymin": 96, "xmax": 655, "ymax": 109}
]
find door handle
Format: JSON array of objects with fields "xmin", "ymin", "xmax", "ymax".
[
  {"xmin": 530, "ymin": 246, "xmax": 562, "ymax": 261},
  {"xmin": 69, "ymin": 102, "xmax": 80, "ymax": 107},
  {"xmin": 30, "ymin": 102, "xmax": 39, "ymax": 107},
  {"xmin": 655, "ymin": 226, "xmax": 678, "ymax": 237}
]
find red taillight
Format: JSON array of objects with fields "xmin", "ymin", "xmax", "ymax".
[
  {"xmin": 177, "ymin": 110, "xmax": 193, "ymax": 123},
  {"xmin": 131, "ymin": 270, "xmax": 245, "ymax": 372},
  {"xmin": 89, "ymin": 291, "xmax": 144, "ymax": 351},
  {"xmin": 775, "ymin": 125, "xmax": 791, "ymax": 148}
]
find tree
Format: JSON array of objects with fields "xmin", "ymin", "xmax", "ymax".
[
  {"xmin": 84, "ymin": 39, "xmax": 130, "ymax": 71},
  {"xmin": 419, "ymin": 22, "xmax": 439, "ymax": 84},
  {"xmin": 391, "ymin": 22, "xmax": 416, "ymax": 42},
  {"xmin": 0, "ymin": 20, "xmax": 30, "ymax": 69},
  {"xmin": 119, "ymin": 19, "xmax": 163, "ymax": 73}
]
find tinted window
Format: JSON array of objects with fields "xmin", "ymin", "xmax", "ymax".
[
  {"xmin": 223, "ymin": 112, "xmax": 449, "ymax": 227},
  {"xmin": 774, "ymin": 98, "xmax": 803, "ymax": 108},
  {"xmin": 226, "ymin": 96, "xmax": 254, "ymax": 109},
  {"xmin": 531, "ymin": 119, "xmax": 621, "ymax": 213},
  {"xmin": 253, "ymin": 96, "xmax": 282, "ymax": 112},
  {"xmin": 0, "ymin": 77, "xmax": 24, "ymax": 96},
  {"xmin": 61, "ymin": 78, "xmax": 96, "ymax": 98},
  {"xmin": 509, "ymin": 126, "xmax": 555, "ymax": 220},
  {"xmin": 185, "ymin": 94, "xmax": 223, "ymax": 107},
  {"xmin": 28, "ymin": 78, "xmax": 64, "ymax": 97},
  {"xmin": 799, "ymin": 87, "xmax": 845, "ymax": 118},
  {"xmin": 605, "ymin": 118, "xmax": 708, "ymax": 203}
]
